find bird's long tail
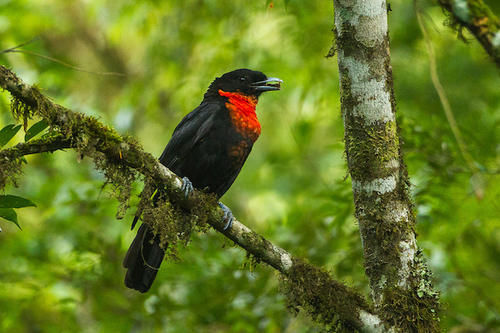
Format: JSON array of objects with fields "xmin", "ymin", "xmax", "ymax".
[{"xmin": 123, "ymin": 223, "xmax": 165, "ymax": 293}]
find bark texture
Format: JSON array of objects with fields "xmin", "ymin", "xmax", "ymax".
[{"xmin": 333, "ymin": 0, "xmax": 440, "ymax": 331}]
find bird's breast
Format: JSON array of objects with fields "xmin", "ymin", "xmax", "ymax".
[
  {"xmin": 218, "ymin": 90, "xmax": 261, "ymax": 142},
  {"xmin": 228, "ymin": 140, "xmax": 251, "ymax": 165}
]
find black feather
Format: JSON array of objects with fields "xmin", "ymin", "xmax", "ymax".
[
  {"xmin": 123, "ymin": 224, "xmax": 165, "ymax": 293},
  {"xmin": 123, "ymin": 69, "xmax": 275, "ymax": 292}
]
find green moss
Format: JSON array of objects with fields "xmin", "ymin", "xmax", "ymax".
[
  {"xmin": 94, "ymin": 155, "xmax": 137, "ymax": 220},
  {"xmin": 280, "ymin": 259, "xmax": 371, "ymax": 332},
  {"xmin": 381, "ymin": 283, "xmax": 440, "ymax": 332},
  {"xmin": 132, "ymin": 178, "xmax": 216, "ymax": 260},
  {"xmin": 355, "ymin": 194, "xmax": 406, "ymax": 290},
  {"xmin": 326, "ymin": 27, "xmax": 338, "ymax": 58},
  {"xmin": 0, "ymin": 151, "xmax": 24, "ymax": 190},
  {"xmin": 344, "ymin": 117, "xmax": 399, "ymax": 181},
  {"xmin": 0, "ymin": 133, "xmax": 74, "ymax": 190},
  {"xmin": 143, "ymin": 195, "xmax": 183, "ymax": 259},
  {"xmin": 241, "ymin": 253, "xmax": 262, "ymax": 272}
]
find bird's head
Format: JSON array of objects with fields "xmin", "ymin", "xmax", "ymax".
[{"xmin": 205, "ymin": 69, "xmax": 282, "ymax": 99}]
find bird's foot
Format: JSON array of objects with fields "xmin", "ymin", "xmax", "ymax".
[
  {"xmin": 181, "ymin": 177, "xmax": 194, "ymax": 198},
  {"xmin": 218, "ymin": 202, "xmax": 234, "ymax": 230}
]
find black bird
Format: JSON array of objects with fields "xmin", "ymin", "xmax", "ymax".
[{"xmin": 123, "ymin": 69, "xmax": 282, "ymax": 292}]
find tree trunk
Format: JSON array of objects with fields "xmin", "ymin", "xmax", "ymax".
[{"xmin": 333, "ymin": 0, "xmax": 440, "ymax": 331}]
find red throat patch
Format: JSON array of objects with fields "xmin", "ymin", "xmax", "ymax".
[{"xmin": 218, "ymin": 89, "xmax": 261, "ymax": 142}]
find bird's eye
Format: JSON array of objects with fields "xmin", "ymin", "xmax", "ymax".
[{"xmin": 240, "ymin": 77, "xmax": 246, "ymax": 81}]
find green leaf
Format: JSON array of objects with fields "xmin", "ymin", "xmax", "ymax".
[
  {"xmin": 0, "ymin": 195, "xmax": 37, "ymax": 208},
  {"xmin": 0, "ymin": 208, "xmax": 21, "ymax": 229},
  {"xmin": 0, "ymin": 124, "xmax": 22, "ymax": 147},
  {"xmin": 25, "ymin": 119, "xmax": 49, "ymax": 141}
]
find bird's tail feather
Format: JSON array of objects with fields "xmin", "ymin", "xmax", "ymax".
[{"xmin": 123, "ymin": 223, "xmax": 165, "ymax": 293}]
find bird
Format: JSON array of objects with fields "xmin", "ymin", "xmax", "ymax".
[{"xmin": 123, "ymin": 69, "xmax": 282, "ymax": 293}]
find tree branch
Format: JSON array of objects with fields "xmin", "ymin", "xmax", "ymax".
[
  {"xmin": 436, "ymin": 0, "xmax": 500, "ymax": 68},
  {"xmin": 0, "ymin": 65, "xmax": 384, "ymax": 331}
]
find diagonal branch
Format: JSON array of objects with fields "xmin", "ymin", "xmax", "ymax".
[
  {"xmin": 436, "ymin": 0, "xmax": 500, "ymax": 68},
  {"xmin": 0, "ymin": 65, "xmax": 385, "ymax": 332}
]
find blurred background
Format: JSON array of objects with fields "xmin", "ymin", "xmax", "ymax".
[{"xmin": 0, "ymin": 0, "xmax": 498, "ymax": 332}]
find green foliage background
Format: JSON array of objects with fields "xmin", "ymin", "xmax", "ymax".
[{"xmin": 0, "ymin": 0, "xmax": 498, "ymax": 332}]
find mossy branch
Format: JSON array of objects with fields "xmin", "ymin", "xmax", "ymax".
[
  {"xmin": 0, "ymin": 65, "xmax": 387, "ymax": 332},
  {"xmin": 436, "ymin": 0, "xmax": 500, "ymax": 68}
]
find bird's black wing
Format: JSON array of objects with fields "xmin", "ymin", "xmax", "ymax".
[
  {"xmin": 159, "ymin": 101, "xmax": 221, "ymax": 173},
  {"xmin": 131, "ymin": 101, "xmax": 219, "ymax": 229}
]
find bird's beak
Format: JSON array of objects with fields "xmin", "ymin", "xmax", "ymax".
[{"xmin": 251, "ymin": 77, "xmax": 283, "ymax": 91}]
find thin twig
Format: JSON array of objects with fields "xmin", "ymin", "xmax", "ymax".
[
  {"xmin": 415, "ymin": 1, "xmax": 478, "ymax": 173},
  {"xmin": 0, "ymin": 36, "xmax": 41, "ymax": 54},
  {"xmin": 1, "ymin": 39, "xmax": 125, "ymax": 77}
]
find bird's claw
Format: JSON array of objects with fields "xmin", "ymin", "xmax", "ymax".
[
  {"xmin": 181, "ymin": 177, "xmax": 194, "ymax": 198},
  {"xmin": 218, "ymin": 202, "xmax": 234, "ymax": 230}
]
